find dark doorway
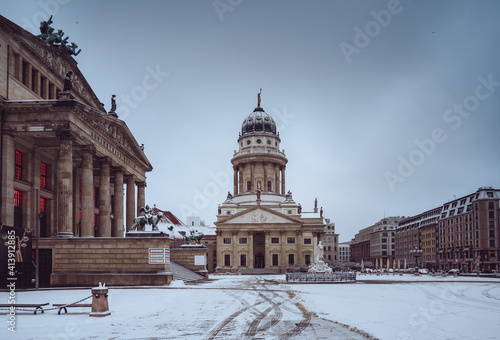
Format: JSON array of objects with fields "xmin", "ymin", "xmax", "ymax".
[
  {"xmin": 255, "ymin": 252, "xmax": 264, "ymax": 269},
  {"xmin": 39, "ymin": 249, "xmax": 52, "ymax": 288},
  {"xmin": 253, "ymin": 232, "xmax": 265, "ymax": 268}
]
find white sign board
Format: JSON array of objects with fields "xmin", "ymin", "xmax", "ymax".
[
  {"xmin": 194, "ymin": 255, "xmax": 206, "ymax": 266},
  {"xmin": 148, "ymin": 248, "xmax": 170, "ymax": 264}
]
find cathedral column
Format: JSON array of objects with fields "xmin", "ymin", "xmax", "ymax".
[
  {"xmin": 281, "ymin": 165, "xmax": 286, "ymax": 195},
  {"xmin": 125, "ymin": 175, "xmax": 135, "ymax": 232},
  {"xmin": 275, "ymin": 165, "xmax": 280, "ymax": 194},
  {"xmin": 248, "ymin": 231, "xmax": 254, "ymax": 268},
  {"xmin": 1, "ymin": 133, "xmax": 15, "ymax": 226},
  {"xmin": 280, "ymin": 230, "xmax": 286, "ymax": 267},
  {"xmin": 233, "ymin": 166, "xmax": 238, "ymax": 196},
  {"xmin": 81, "ymin": 149, "xmax": 94, "ymax": 237},
  {"xmin": 297, "ymin": 230, "xmax": 303, "ymax": 264},
  {"xmin": 232, "ymin": 231, "xmax": 238, "ymax": 268},
  {"xmin": 313, "ymin": 232, "xmax": 319, "ymax": 261},
  {"xmin": 250, "ymin": 163, "xmax": 255, "ymax": 192},
  {"xmin": 263, "ymin": 162, "xmax": 268, "ymax": 192},
  {"xmin": 98, "ymin": 158, "xmax": 111, "ymax": 237},
  {"xmin": 216, "ymin": 231, "xmax": 223, "ymax": 268},
  {"xmin": 264, "ymin": 231, "xmax": 271, "ymax": 268},
  {"xmin": 56, "ymin": 135, "xmax": 73, "ymax": 237},
  {"xmin": 113, "ymin": 168, "xmax": 124, "ymax": 237},
  {"xmin": 238, "ymin": 165, "xmax": 244, "ymax": 194},
  {"xmin": 137, "ymin": 181, "xmax": 146, "ymax": 215}
]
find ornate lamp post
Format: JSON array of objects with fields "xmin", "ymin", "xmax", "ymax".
[{"xmin": 410, "ymin": 247, "xmax": 423, "ymax": 272}]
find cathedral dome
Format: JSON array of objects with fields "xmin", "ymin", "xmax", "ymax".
[{"xmin": 241, "ymin": 106, "xmax": 277, "ymax": 135}]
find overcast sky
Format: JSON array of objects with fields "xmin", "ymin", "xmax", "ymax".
[{"xmin": 4, "ymin": 0, "xmax": 500, "ymax": 241}]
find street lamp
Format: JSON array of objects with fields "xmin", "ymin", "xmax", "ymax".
[{"xmin": 410, "ymin": 247, "xmax": 423, "ymax": 272}]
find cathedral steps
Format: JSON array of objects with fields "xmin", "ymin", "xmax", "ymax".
[
  {"xmin": 239, "ymin": 268, "xmax": 282, "ymax": 275},
  {"xmin": 169, "ymin": 261, "xmax": 206, "ymax": 283}
]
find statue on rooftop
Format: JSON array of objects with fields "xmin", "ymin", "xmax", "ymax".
[
  {"xmin": 257, "ymin": 88, "xmax": 262, "ymax": 107},
  {"xmin": 37, "ymin": 16, "xmax": 82, "ymax": 56},
  {"xmin": 62, "ymin": 71, "xmax": 73, "ymax": 92},
  {"xmin": 109, "ymin": 95, "xmax": 117, "ymax": 113}
]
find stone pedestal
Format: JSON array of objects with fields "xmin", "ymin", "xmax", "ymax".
[
  {"xmin": 90, "ymin": 284, "xmax": 110, "ymax": 317},
  {"xmin": 171, "ymin": 245, "xmax": 208, "ymax": 278}
]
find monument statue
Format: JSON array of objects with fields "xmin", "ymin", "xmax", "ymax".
[
  {"xmin": 37, "ymin": 16, "xmax": 81, "ymax": 56},
  {"xmin": 109, "ymin": 95, "xmax": 117, "ymax": 113},
  {"xmin": 256, "ymin": 188, "xmax": 261, "ymax": 200},
  {"xmin": 63, "ymin": 71, "xmax": 73, "ymax": 92},
  {"xmin": 183, "ymin": 229, "xmax": 204, "ymax": 245},
  {"xmin": 316, "ymin": 241, "xmax": 324, "ymax": 261},
  {"xmin": 257, "ymin": 88, "xmax": 262, "ymax": 106},
  {"xmin": 131, "ymin": 204, "xmax": 164, "ymax": 231}
]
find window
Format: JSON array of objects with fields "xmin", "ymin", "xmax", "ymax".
[
  {"xmin": 305, "ymin": 254, "xmax": 311, "ymax": 265},
  {"xmin": 490, "ymin": 221, "xmax": 495, "ymax": 229},
  {"xmin": 247, "ymin": 181, "xmax": 251, "ymax": 191},
  {"xmin": 239, "ymin": 238, "xmax": 247, "ymax": 244},
  {"xmin": 272, "ymin": 254, "xmax": 279, "ymax": 266},
  {"xmin": 14, "ymin": 190, "xmax": 23, "ymax": 227},
  {"xmin": 490, "ymin": 240, "xmax": 496, "ymax": 247},
  {"xmin": 31, "ymin": 68, "xmax": 38, "ymax": 93},
  {"xmin": 22, "ymin": 60, "xmax": 29, "ymax": 86},
  {"xmin": 15, "ymin": 151, "xmax": 23, "ymax": 180},
  {"xmin": 223, "ymin": 238, "xmax": 231, "ymax": 244},
  {"xmin": 489, "ymin": 202, "xmax": 495, "ymax": 210},
  {"xmin": 382, "ymin": 244, "xmax": 387, "ymax": 249},
  {"xmin": 40, "ymin": 75, "xmax": 47, "ymax": 98},
  {"xmin": 271, "ymin": 237, "xmax": 279, "ymax": 244},
  {"xmin": 489, "ymin": 211, "xmax": 495, "ymax": 219},
  {"xmin": 267, "ymin": 181, "xmax": 272, "ymax": 192},
  {"xmin": 327, "ymin": 246, "xmax": 331, "ymax": 251},
  {"xmin": 40, "ymin": 162, "xmax": 48, "ymax": 188},
  {"xmin": 287, "ymin": 237, "xmax": 295, "ymax": 244},
  {"xmin": 94, "ymin": 187, "xmax": 98, "ymax": 207},
  {"xmin": 382, "ymin": 238, "xmax": 387, "ymax": 243},
  {"xmin": 240, "ymin": 254, "xmax": 246, "ymax": 266},
  {"xmin": 192, "ymin": 221, "xmax": 194, "ymax": 226},
  {"xmin": 489, "ymin": 230, "xmax": 495, "ymax": 238},
  {"xmin": 224, "ymin": 254, "xmax": 231, "ymax": 266},
  {"xmin": 304, "ymin": 238, "xmax": 311, "ymax": 244},
  {"xmin": 487, "ymin": 192, "xmax": 494, "ymax": 198},
  {"xmin": 14, "ymin": 189, "xmax": 22, "ymax": 207},
  {"xmin": 288, "ymin": 254, "xmax": 294, "ymax": 265}
]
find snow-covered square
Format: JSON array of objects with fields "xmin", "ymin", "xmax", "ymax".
[{"xmin": 2, "ymin": 274, "xmax": 500, "ymax": 339}]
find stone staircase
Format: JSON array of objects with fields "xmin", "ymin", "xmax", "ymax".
[{"xmin": 170, "ymin": 261, "xmax": 206, "ymax": 283}]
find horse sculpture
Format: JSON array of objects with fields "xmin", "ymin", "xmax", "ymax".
[
  {"xmin": 183, "ymin": 229, "xmax": 204, "ymax": 244},
  {"xmin": 131, "ymin": 205, "xmax": 164, "ymax": 231}
]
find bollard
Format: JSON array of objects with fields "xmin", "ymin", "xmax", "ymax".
[{"xmin": 89, "ymin": 282, "xmax": 111, "ymax": 317}]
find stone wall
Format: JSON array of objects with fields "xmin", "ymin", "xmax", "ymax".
[
  {"xmin": 40, "ymin": 236, "xmax": 173, "ymax": 286},
  {"xmin": 171, "ymin": 245, "xmax": 208, "ymax": 277}
]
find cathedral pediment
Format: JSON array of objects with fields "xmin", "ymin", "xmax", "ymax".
[{"xmin": 219, "ymin": 206, "xmax": 301, "ymax": 225}]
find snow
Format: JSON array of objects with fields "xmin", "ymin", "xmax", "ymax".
[{"xmin": 2, "ymin": 274, "xmax": 500, "ymax": 339}]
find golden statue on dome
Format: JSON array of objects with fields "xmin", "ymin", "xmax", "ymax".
[{"xmin": 257, "ymin": 88, "xmax": 262, "ymax": 107}]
